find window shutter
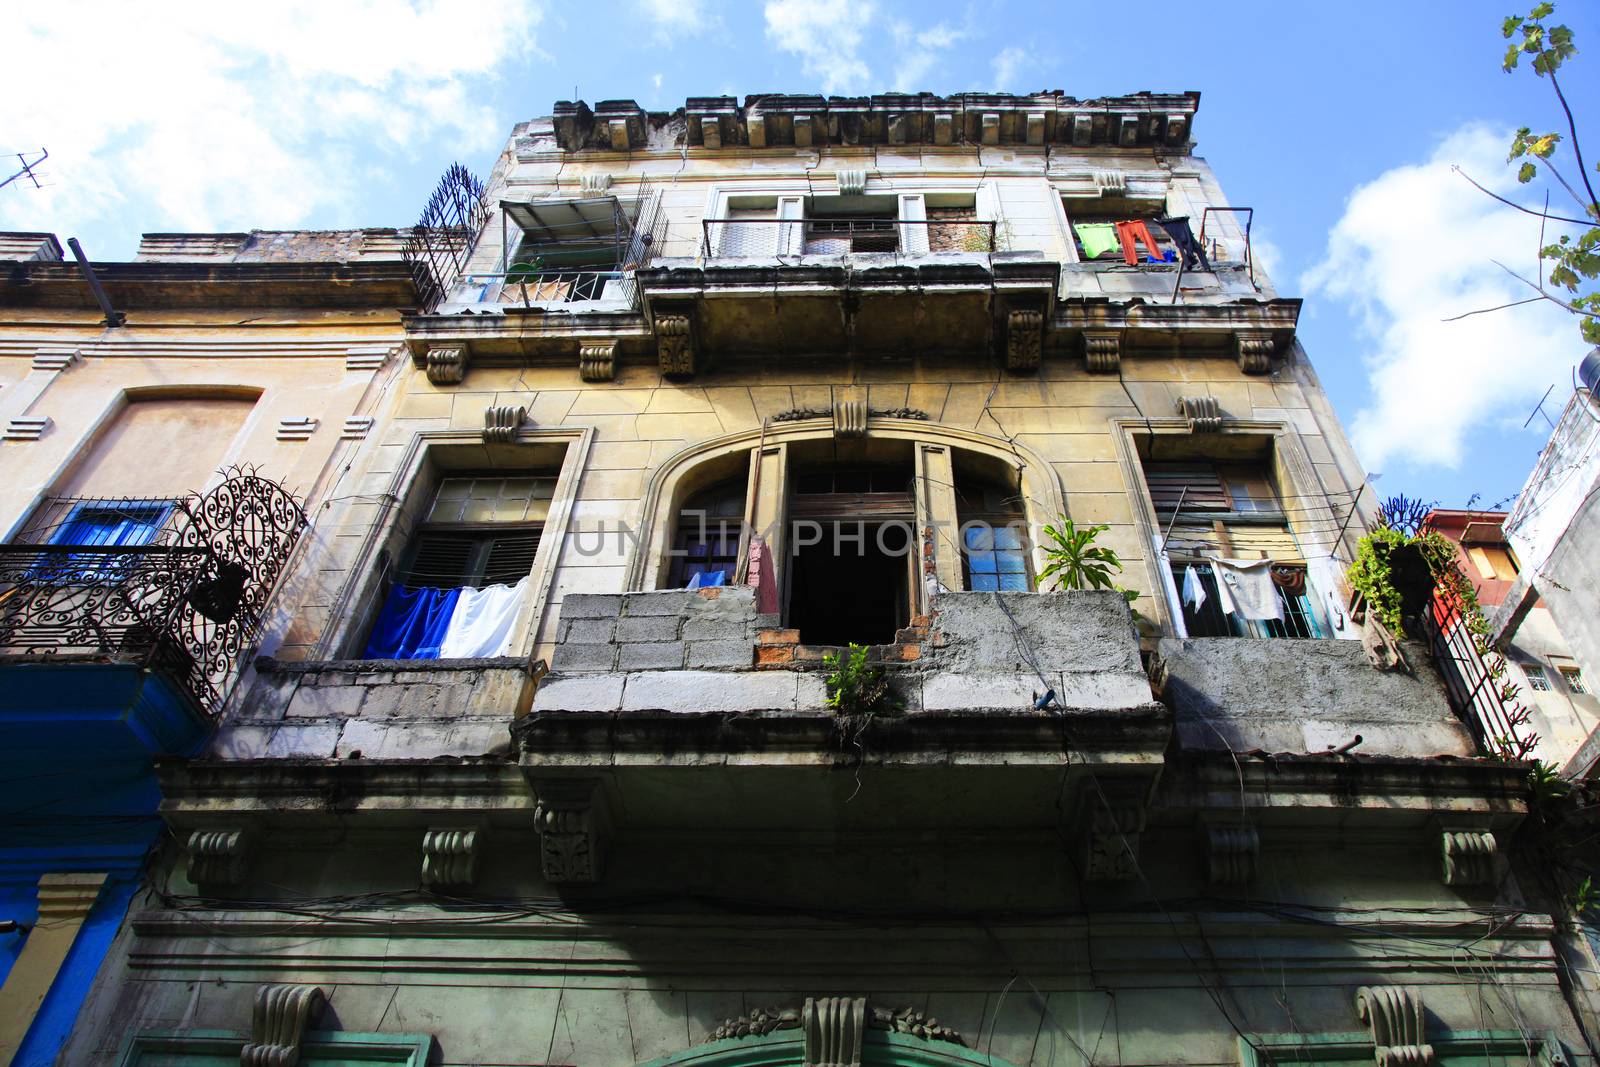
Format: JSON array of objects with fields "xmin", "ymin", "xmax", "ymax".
[
  {"xmin": 1145, "ymin": 464, "xmax": 1229, "ymax": 514},
  {"xmin": 482, "ymin": 530, "xmax": 542, "ymax": 586},
  {"xmin": 402, "ymin": 532, "xmax": 478, "ymax": 589}
]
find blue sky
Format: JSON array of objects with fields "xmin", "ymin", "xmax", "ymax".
[{"xmin": 4, "ymin": 0, "xmax": 1596, "ymax": 513}]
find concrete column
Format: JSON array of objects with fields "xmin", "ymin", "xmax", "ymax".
[
  {"xmin": 916, "ymin": 443, "xmax": 962, "ymax": 610},
  {"xmin": 0, "ymin": 872, "xmax": 107, "ymax": 1066}
]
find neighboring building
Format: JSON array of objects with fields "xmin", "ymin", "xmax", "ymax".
[
  {"xmin": 1430, "ymin": 508, "xmax": 1599, "ymax": 771},
  {"xmin": 1493, "ymin": 378, "xmax": 1600, "ymax": 710},
  {"xmin": 25, "ymin": 93, "xmax": 1600, "ymax": 1066},
  {"xmin": 0, "ymin": 230, "xmax": 412, "ymax": 1064}
]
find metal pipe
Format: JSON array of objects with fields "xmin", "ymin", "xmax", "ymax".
[
  {"xmin": 1159, "ymin": 485, "xmax": 1189, "ymax": 556},
  {"xmin": 66, "ymin": 238, "xmax": 125, "ymax": 327}
]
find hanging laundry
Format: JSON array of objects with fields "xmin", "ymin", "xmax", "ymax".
[
  {"xmin": 1210, "ymin": 557, "xmax": 1283, "ymax": 622},
  {"xmin": 1114, "ymin": 220, "xmax": 1163, "ymax": 266},
  {"xmin": 1305, "ymin": 555, "xmax": 1358, "ymax": 640},
  {"xmin": 1269, "ymin": 564, "xmax": 1307, "ymax": 598},
  {"xmin": 1153, "ymin": 216, "xmax": 1212, "ymax": 272},
  {"xmin": 439, "ymin": 575, "xmax": 530, "ymax": 659},
  {"xmin": 746, "ymin": 536, "xmax": 780, "ymax": 616},
  {"xmin": 364, "ymin": 584, "xmax": 461, "ymax": 660},
  {"xmin": 1073, "ymin": 222, "xmax": 1120, "ymax": 260},
  {"xmin": 1182, "ymin": 564, "xmax": 1208, "ymax": 611}
]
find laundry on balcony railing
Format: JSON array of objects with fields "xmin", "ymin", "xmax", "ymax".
[
  {"xmin": 0, "ymin": 469, "xmax": 308, "ymax": 716},
  {"xmin": 362, "ymin": 576, "xmax": 529, "ymax": 660}
]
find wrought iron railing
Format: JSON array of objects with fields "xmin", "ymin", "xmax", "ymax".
[
  {"xmin": 1420, "ymin": 588, "xmax": 1538, "ymax": 760},
  {"xmin": 450, "ymin": 271, "xmax": 638, "ymax": 309},
  {"xmin": 702, "ymin": 217, "xmax": 997, "ymax": 258},
  {"xmin": 0, "ymin": 470, "xmax": 307, "ymax": 718}
]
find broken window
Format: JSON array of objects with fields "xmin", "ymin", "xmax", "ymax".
[
  {"xmin": 955, "ymin": 466, "xmax": 1029, "ymax": 592},
  {"xmin": 667, "ymin": 479, "xmax": 746, "ymax": 589}
]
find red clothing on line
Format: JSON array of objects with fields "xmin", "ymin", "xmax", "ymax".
[{"xmin": 1115, "ymin": 220, "xmax": 1161, "ymax": 266}]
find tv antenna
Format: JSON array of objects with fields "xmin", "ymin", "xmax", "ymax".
[
  {"xmin": 1522, "ymin": 383, "xmax": 1556, "ymax": 430},
  {"xmin": 0, "ymin": 149, "xmax": 48, "ymax": 192}
]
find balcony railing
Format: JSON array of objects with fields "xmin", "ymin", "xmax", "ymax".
[
  {"xmin": 447, "ymin": 271, "xmax": 639, "ymax": 311},
  {"xmin": 1421, "ymin": 589, "xmax": 1538, "ymax": 760},
  {"xmin": 702, "ymin": 218, "xmax": 998, "ymax": 258},
  {"xmin": 0, "ymin": 470, "xmax": 307, "ymax": 718}
]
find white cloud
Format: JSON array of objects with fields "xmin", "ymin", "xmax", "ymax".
[
  {"xmin": 888, "ymin": 20, "xmax": 969, "ymax": 91},
  {"xmin": 637, "ymin": 0, "xmax": 714, "ymax": 41},
  {"xmin": 1302, "ymin": 123, "xmax": 1589, "ymax": 471},
  {"xmin": 990, "ymin": 46, "xmax": 1032, "ymax": 91},
  {"xmin": 764, "ymin": 0, "xmax": 875, "ymax": 95},
  {"xmin": 0, "ymin": 0, "xmax": 542, "ymax": 253}
]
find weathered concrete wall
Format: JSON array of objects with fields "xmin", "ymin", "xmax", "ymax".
[
  {"xmin": 1155, "ymin": 637, "xmax": 1476, "ymax": 757},
  {"xmin": 1538, "ymin": 486, "xmax": 1600, "ymax": 691}
]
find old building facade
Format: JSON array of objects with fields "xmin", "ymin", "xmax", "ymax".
[{"xmin": 0, "ymin": 92, "xmax": 1593, "ymax": 1065}]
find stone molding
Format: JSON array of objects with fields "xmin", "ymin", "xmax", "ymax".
[
  {"xmin": 1078, "ymin": 781, "xmax": 1149, "ymax": 881},
  {"xmin": 656, "ymin": 313, "xmax": 696, "ymax": 378},
  {"xmin": 30, "ymin": 347, "xmax": 78, "ymax": 372},
  {"xmin": 579, "ymin": 340, "xmax": 618, "ymax": 382},
  {"xmin": 1006, "ymin": 308, "xmax": 1044, "ymax": 372},
  {"xmin": 3, "ymin": 416, "xmax": 49, "ymax": 441},
  {"xmin": 1235, "ymin": 331, "xmax": 1276, "ymax": 375},
  {"xmin": 531, "ymin": 778, "xmax": 609, "ymax": 884},
  {"xmin": 341, "ymin": 416, "xmax": 374, "ymax": 440},
  {"xmin": 579, "ymin": 172, "xmax": 613, "ymax": 195},
  {"xmin": 187, "ymin": 829, "xmax": 249, "ymax": 888},
  {"xmin": 425, "ymin": 344, "xmax": 467, "ymax": 385},
  {"xmin": 275, "ymin": 417, "xmax": 318, "ymax": 442},
  {"xmin": 344, "ymin": 346, "xmax": 391, "ymax": 373},
  {"xmin": 241, "ymin": 984, "xmax": 327, "ymax": 1067},
  {"xmin": 833, "ymin": 398, "xmax": 868, "ymax": 438},
  {"xmin": 1440, "ymin": 828, "xmax": 1498, "ymax": 887},
  {"xmin": 34, "ymin": 873, "xmax": 106, "ymax": 921},
  {"xmin": 483, "ymin": 404, "xmax": 526, "ymax": 443},
  {"xmin": 711, "ymin": 998, "xmax": 966, "ymax": 1059},
  {"xmin": 1355, "ymin": 986, "xmax": 1434, "ymax": 1067},
  {"xmin": 1176, "ymin": 395, "xmax": 1224, "ymax": 432},
  {"xmin": 1083, "ymin": 330, "xmax": 1121, "ymax": 374},
  {"xmin": 421, "ymin": 829, "xmax": 481, "ymax": 889},
  {"xmin": 1202, "ymin": 821, "xmax": 1259, "ymax": 884}
]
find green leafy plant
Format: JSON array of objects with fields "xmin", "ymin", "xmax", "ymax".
[
  {"xmin": 1347, "ymin": 526, "xmax": 1461, "ymax": 639},
  {"xmin": 1531, "ymin": 759, "xmax": 1574, "ymax": 808},
  {"xmin": 1497, "ymin": 3, "xmax": 1598, "ymax": 345},
  {"xmin": 823, "ymin": 642, "xmax": 895, "ymax": 716},
  {"xmin": 1035, "ymin": 518, "xmax": 1136, "ymax": 602}
]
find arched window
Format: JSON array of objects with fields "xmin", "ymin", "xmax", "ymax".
[{"xmin": 668, "ymin": 478, "xmax": 746, "ymax": 589}]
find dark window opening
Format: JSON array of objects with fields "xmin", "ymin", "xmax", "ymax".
[
  {"xmin": 788, "ymin": 520, "xmax": 913, "ymax": 646},
  {"xmin": 804, "ymin": 197, "xmax": 898, "ymax": 254},
  {"xmin": 1064, "ymin": 205, "xmax": 1175, "ymax": 265}
]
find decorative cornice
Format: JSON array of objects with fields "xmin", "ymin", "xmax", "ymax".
[
  {"xmin": 1441, "ymin": 828, "xmax": 1498, "ymax": 887},
  {"xmin": 187, "ymin": 829, "xmax": 249, "ymax": 887},
  {"xmin": 241, "ymin": 984, "xmax": 326, "ymax": 1067},
  {"xmin": 1355, "ymin": 986, "xmax": 1434, "ymax": 1067},
  {"xmin": 483, "ymin": 404, "xmax": 526, "ymax": 443},
  {"xmin": 425, "ymin": 344, "xmax": 467, "ymax": 385},
  {"xmin": 772, "ymin": 407, "xmax": 929, "ymax": 424},
  {"xmin": 421, "ymin": 828, "xmax": 481, "ymax": 889},
  {"xmin": 709, "ymin": 998, "xmax": 967, "ymax": 1059},
  {"xmin": 1176, "ymin": 394, "xmax": 1223, "ymax": 431}
]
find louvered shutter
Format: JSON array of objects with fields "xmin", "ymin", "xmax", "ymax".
[
  {"xmin": 402, "ymin": 531, "xmax": 478, "ymax": 589},
  {"xmin": 482, "ymin": 529, "xmax": 541, "ymax": 586}
]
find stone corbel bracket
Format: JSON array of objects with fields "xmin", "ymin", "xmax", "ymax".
[
  {"xmin": 579, "ymin": 340, "xmax": 618, "ymax": 382},
  {"xmin": 1177, "ymin": 395, "xmax": 1224, "ymax": 432},
  {"xmin": 1355, "ymin": 986, "xmax": 1434, "ymax": 1067},
  {"xmin": 421, "ymin": 828, "xmax": 481, "ymax": 889},
  {"xmin": 1440, "ymin": 827, "xmax": 1498, "ymax": 887},
  {"xmin": 805, "ymin": 996, "xmax": 867, "ymax": 1067},
  {"xmin": 532, "ymin": 778, "xmax": 610, "ymax": 884},
  {"xmin": 425, "ymin": 344, "xmax": 468, "ymax": 385},
  {"xmin": 1202, "ymin": 820, "xmax": 1258, "ymax": 884},
  {"xmin": 241, "ymin": 984, "xmax": 327, "ymax": 1067},
  {"xmin": 484, "ymin": 404, "xmax": 527, "ymax": 443},
  {"xmin": 187, "ymin": 829, "xmax": 249, "ymax": 888},
  {"xmin": 654, "ymin": 310, "xmax": 698, "ymax": 379},
  {"xmin": 834, "ymin": 395, "xmax": 867, "ymax": 438},
  {"xmin": 1235, "ymin": 331, "xmax": 1277, "ymax": 375},
  {"xmin": 1083, "ymin": 330, "xmax": 1121, "ymax": 374},
  {"xmin": 1075, "ymin": 780, "xmax": 1150, "ymax": 882},
  {"xmin": 1005, "ymin": 308, "xmax": 1045, "ymax": 372}
]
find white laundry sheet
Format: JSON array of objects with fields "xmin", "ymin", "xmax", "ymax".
[
  {"xmin": 1209, "ymin": 557, "xmax": 1283, "ymax": 622},
  {"xmin": 439, "ymin": 575, "xmax": 530, "ymax": 658}
]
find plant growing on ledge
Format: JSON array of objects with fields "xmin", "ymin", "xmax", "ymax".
[
  {"xmin": 823, "ymin": 642, "xmax": 895, "ymax": 715},
  {"xmin": 1036, "ymin": 518, "xmax": 1138, "ymax": 603}
]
